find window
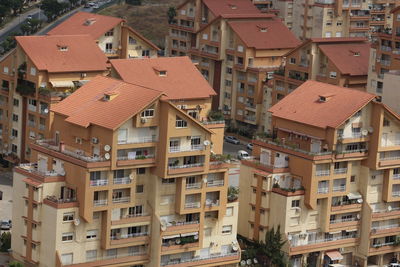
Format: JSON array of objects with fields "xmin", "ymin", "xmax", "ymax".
[
  {"xmin": 12, "ymin": 129, "xmax": 18, "ymax": 137},
  {"xmin": 13, "ymin": 98, "xmax": 19, "ymax": 107},
  {"xmin": 227, "ymin": 54, "xmax": 234, "ymax": 61},
  {"xmin": 225, "ymin": 80, "xmax": 232, "ymax": 86},
  {"xmin": 202, "ymin": 33, "xmax": 208, "ymax": 40},
  {"xmin": 383, "ymin": 118, "xmax": 390, "ymax": 127},
  {"xmin": 137, "ymin": 168, "xmax": 146, "ymax": 175},
  {"xmin": 350, "ymin": 175, "xmax": 356, "ymax": 183},
  {"xmin": 105, "ymin": 29, "xmax": 114, "ymax": 36},
  {"xmin": 289, "ymin": 58, "xmax": 296, "ymax": 64},
  {"xmin": 175, "ymin": 116, "xmax": 187, "ymax": 128},
  {"xmin": 292, "ymin": 200, "xmax": 300, "ymax": 208},
  {"xmin": 337, "ymin": 21, "xmax": 342, "ymax": 26},
  {"xmin": 12, "ymin": 114, "xmax": 18, "ymax": 122},
  {"xmin": 86, "ymin": 229, "xmax": 98, "ymax": 240},
  {"xmin": 142, "ymin": 50, "xmax": 150, "ymax": 57},
  {"xmin": 75, "ymin": 137, "xmax": 82, "ymax": 144},
  {"xmin": 129, "ymin": 205, "xmax": 144, "ymax": 216},
  {"xmin": 61, "ymin": 253, "xmax": 73, "ymax": 265},
  {"xmin": 226, "ymin": 207, "xmax": 234, "ymax": 216},
  {"xmin": 237, "ymin": 45, "xmax": 244, "ymax": 52},
  {"xmin": 329, "ymin": 71, "xmax": 337, "ymax": 78},
  {"xmin": 136, "ymin": 185, "xmax": 144, "ymax": 193},
  {"xmin": 62, "ymin": 232, "xmax": 74, "ymax": 242},
  {"xmin": 93, "ymin": 212, "xmax": 100, "ymax": 219},
  {"xmin": 106, "ymin": 249, "xmax": 117, "ymax": 259},
  {"xmin": 162, "ymin": 178, "xmax": 175, "ymax": 184},
  {"xmin": 141, "ymin": 107, "xmax": 154, "ymax": 118},
  {"xmin": 326, "ymin": 21, "xmax": 332, "ymax": 26},
  {"xmin": 105, "ymin": 43, "xmax": 113, "ymax": 52},
  {"xmin": 30, "ymin": 67, "xmax": 36, "ymax": 76},
  {"xmin": 63, "ymin": 212, "xmax": 74, "ymax": 222},
  {"xmin": 28, "ymin": 99, "xmax": 37, "ymax": 106},
  {"xmin": 325, "ymin": 32, "xmax": 332, "ymax": 37},
  {"xmin": 3, "ymin": 67, "xmax": 8, "ymax": 74},
  {"xmin": 86, "ymin": 250, "xmax": 97, "ymax": 261},
  {"xmin": 226, "ymin": 67, "xmax": 232, "ymax": 74},
  {"xmin": 222, "ymin": 225, "xmax": 232, "ymax": 234},
  {"xmin": 12, "ymin": 144, "xmax": 17, "ymax": 153},
  {"xmin": 129, "ymin": 37, "xmax": 137, "ymax": 44}
]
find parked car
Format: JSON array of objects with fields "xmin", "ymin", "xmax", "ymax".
[
  {"xmin": 1, "ymin": 220, "xmax": 11, "ymax": 230},
  {"xmin": 224, "ymin": 136, "xmax": 240, "ymax": 145},
  {"xmin": 92, "ymin": 3, "xmax": 99, "ymax": 8},
  {"xmin": 247, "ymin": 143, "xmax": 253, "ymax": 150},
  {"xmin": 237, "ymin": 150, "xmax": 250, "ymax": 160},
  {"xmin": 84, "ymin": 3, "xmax": 91, "ymax": 8},
  {"xmin": 27, "ymin": 15, "xmax": 33, "ymax": 20}
]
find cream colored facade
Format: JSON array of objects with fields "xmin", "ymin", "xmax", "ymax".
[
  {"xmin": 11, "ymin": 80, "xmax": 240, "ymax": 267},
  {"xmin": 239, "ymin": 95, "xmax": 400, "ymax": 266}
]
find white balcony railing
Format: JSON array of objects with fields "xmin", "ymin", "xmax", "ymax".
[
  {"xmin": 161, "ymin": 252, "xmax": 239, "ymax": 266},
  {"xmin": 117, "ymin": 154, "xmax": 155, "ymax": 161},
  {"xmin": 184, "ymin": 202, "xmax": 201, "ymax": 209},
  {"xmin": 316, "ymin": 170, "xmax": 330, "ymax": 176},
  {"xmin": 392, "ymin": 191, "xmax": 400, "ymax": 197},
  {"xmin": 318, "ymin": 187, "xmax": 329, "ymax": 194},
  {"xmin": 372, "ymin": 224, "xmax": 399, "ymax": 231},
  {"xmin": 117, "ymin": 136, "xmax": 157, "ymax": 145},
  {"xmin": 330, "ymin": 217, "xmax": 357, "ymax": 224},
  {"xmin": 207, "ymin": 180, "xmax": 224, "ymax": 187},
  {"xmin": 169, "ymin": 145, "xmax": 204, "ymax": 153},
  {"xmin": 90, "ymin": 179, "xmax": 108, "ymax": 186},
  {"xmin": 393, "ymin": 174, "xmax": 400, "ymax": 179},
  {"xmin": 186, "ymin": 183, "xmax": 201, "ymax": 189},
  {"xmin": 332, "ymin": 185, "xmax": 346, "ymax": 192},
  {"xmin": 289, "ymin": 233, "xmax": 357, "ymax": 247},
  {"xmin": 113, "ymin": 177, "xmax": 131, "ymax": 184},
  {"xmin": 334, "ymin": 168, "xmax": 347, "ymax": 174},
  {"xmin": 381, "ymin": 156, "xmax": 400, "ymax": 161},
  {"xmin": 381, "ymin": 59, "xmax": 391, "ymax": 66},
  {"xmin": 169, "ymin": 163, "xmax": 204, "ymax": 170},
  {"xmin": 112, "ymin": 196, "xmax": 131, "ymax": 203},
  {"xmin": 93, "ymin": 199, "xmax": 108, "ymax": 206},
  {"xmin": 205, "ymin": 199, "xmax": 220, "ymax": 207},
  {"xmin": 110, "ymin": 232, "xmax": 148, "ymax": 240}
]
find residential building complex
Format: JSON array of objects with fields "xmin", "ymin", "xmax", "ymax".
[
  {"xmin": 271, "ymin": 0, "xmax": 400, "ymax": 41},
  {"xmin": 239, "ymin": 80, "xmax": 400, "ymax": 267},
  {"xmin": 272, "ymin": 37, "xmax": 370, "ymax": 111},
  {"xmin": 48, "ymin": 12, "xmax": 160, "ymax": 59},
  {"xmin": 367, "ymin": 6, "xmax": 400, "ymax": 112},
  {"xmin": 11, "ymin": 74, "xmax": 240, "ymax": 267},
  {"xmin": 166, "ymin": 0, "xmax": 300, "ymax": 133}
]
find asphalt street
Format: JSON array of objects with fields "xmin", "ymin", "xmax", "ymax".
[{"xmin": 223, "ymin": 140, "xmax": 252, "ymax": 159}]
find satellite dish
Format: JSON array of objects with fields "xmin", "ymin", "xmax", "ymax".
[
  {"xmin": 357, "ymin": 198, "xmax": 363, "ymax": 204},
  {"xmin": 194, "ymin": 234, "xmax": 199, "ymax": 240},
  {"xmin": 44, "ymin": 108, "xmax": 49, "ymax": 114},
  {"xmin": 246, "ymin": 259, "xmax": 252, "ymax": 265},
  {"xmin": 368, "ymin": 126, "xmax": 374, "ymax": 133},
  {"xmin": 356, "ymin": 214, "xmax": 361, "ymax": 220},
  {"xmin": 104, "ymin": 145, "xmax": 111, "ymax": 152},
  {"xmin": 73, "ymin": 218, "xmax": 80, "ymax": 226},
  {"xmin": 288, "ymin": 235, "xmax": 292, "ymax": 241},
  {"xmin": 254, "ymin": 258, "xmax": 258, "ymax": 264},
  {"xmin": 203, "ymin": 178, "xmax": 208, "ymax": 184},
  {"xmin": 59, "ymin": 170, "xmax": 66, "ymax": 176},
  {"xmin": 362, "ymin": 129, "xmax": 369, "ymax": 136},
  {"xmin": 160, "ymin": 220, "xmax": 167, "ymax": 231},
  {"xmin": 129, "ymin": 173, "xmax": 134, "ymax": 180},
  {"xmin": 241, "ymin": 260, "xmax": 246, "ymax": 266},
  {"xmin": 104, "ymin": 153, "xmax": 110, "ymax": 160},
  {"xmin": 203, "ymin": 140, "xmax": 211, "ymax": 146},
  {"xmin": 232, "ymin": 241, "xmax": 239, "ymax": 251},
  {"xmin": 388, "ymin": 206, "xmax": 393, "ymax": 211}
]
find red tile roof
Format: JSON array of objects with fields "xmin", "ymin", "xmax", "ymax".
[
  {"xmin": 228, "ymin": 18, "xmax": 300, "ymax": 49},
  {"xmin": 318, "ymin": 43, "xmax": 370, "ymax": 76},
  {"xmin": 110, "ymin": 57, "xmax": 216, "ymax": 100},
  {"xmin": 47, "ymin": 12, "xmax": 123, "ymax": 39},
  {"xmin": 268, "ymin": 80, "xmax": 376, "ymax": 129},
  {"xmin": 15, "ymin": 35, "xmax": 109, "ymax": 72},
  {"xmin": 51, "ymin": 76, "xmax": 162, "ymax": 130},
  {"xmin": 202, "ymin": 0, "xmax": 261, "ymax": 17},
  {"xmin": 310, "ymin": 37, "xmax": 367, "ymax": 43}
]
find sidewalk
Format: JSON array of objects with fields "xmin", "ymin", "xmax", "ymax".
[{"xmin": 0, "ymin": 8, "xmax": 40, "ymax": 36}]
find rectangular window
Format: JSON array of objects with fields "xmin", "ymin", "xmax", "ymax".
[
  {"xmin": 136, "ymin": 184, "xmax": 144, "ymax": 193},
  {"xmin": 141, "ymin": 108, "xmax": 154, "ymax": 118},
  {"xmin": 142, "ymin": 50, "xmax": 150, "ymax": 57},
  {"xmin": 13, "ymin": 98, "xmax": 19, "ymax": 107},
  {"xmin": 329, "ymin": 71, "xmax": 337, "ymax": 78},
  {"xmin": 63, "ymin": 212, "xmax": 74, "ymax": 222},
  {"xmin": 226, "ymin": 207, "xmax": 234, "ymax": 216},
  {"xmin": 290, "ymin": 58, "xmax": 296, "ymax": 64},
  {"xmin": 61, "ymin": 253, "xmax": 73, "ymax": 265},
  {"xmin": 12, "ymin": 129, "xmax": 18, "ymax": 137},
  {"xmin": 291, "ymin": 200, "xmax": 300, "ymax": 208},
  {"xmin": 162, "ymin": 178, "xmax": 175, "ymax": 184},
  {"xmin": 137, "ymin": 168, "xmax": 146, "ymax": 175},
  {"xmin": 62, "ymin": 232, "xmax": 74, "ymax": 242},
  {"xmin": 175, "ymin": 116, "xmax": 187, "ymax": 128},
  {"xmin": 86, "ymin": 229, "xmax": 98, "ymax": 240},
  {"xmin": 86, "ymin": 250, "xmax": 97, "ymax": 261},
  {"xmin": 222, "ymin": 225, "xmax": 232, "ymax": 234},
  {"xmin": 105, "ymin": 30, "xmax": 114, "ymax": 36},
  {"xmin": 30, "ymin": 67, "xmax": 36, "ymax": 76},
  {"xmin": 160, "ymin": 195, "xmax": 174, "ymax": 205},
  {"xmin": 12, "ymin": 114, "xmax": 18, "ymax": 122}
]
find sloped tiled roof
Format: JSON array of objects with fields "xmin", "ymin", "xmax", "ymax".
[
  {"xmin": 202, "ymin": 0, "xmax": 261, "ymax": 17},
  {"xmin": 110, "ymin": 57, "xmax": 216, "ymax": 100},
  {"xmin": 15, "ymin": 35, "xmax": 109, "ymax": 72},
  {"xmin": 51, "ymin": 76, "xmax": 163, "ymax": 130},
  {"xmin": 268, "ymin": 80, "xmax": 376, "ymax": 129},
  {"xmin": 48, "ymin": 12, "xmax": 123, "ymax": 39},
  {"xmin": 319, "ymin": 43, "xmax": 370, "ymax": 76},
  {"xmin": 228, "ymin": 18, "xmax": 300, "ymax": 50}
]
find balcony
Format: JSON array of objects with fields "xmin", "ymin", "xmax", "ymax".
[
  {"xmin": 116, "ymin": 154, "xmax": 156, "ymax": 167},
  {"xmin": 381, "ymin": 46, "xmax": 392, "ymax": 52},
  {"xmin": 186, "ymin": 182, "xmax": 201, "ymax": 190},
  {"xmin": 184, "ymin": 202, "xmax": 201, "ymax": 209},
  {"xmin": 113, "ymin": 177, "xmax": 132, "ymax": 185},
  {"xmin": 316, "ymin": 170, "xmax": 330, "ymax": 176},
  {"xmin": 93, "ymin": 199, "xmax": 108, "ymax": 206},
  {"xmin": 330, "ymin": 217, "xmax": 358, "ymax": 225},
  {"xmin": 117, "ymin": 136, "xmax": 157, "ymax": 145},
  {"xmin": 162, "ymin": 233, "xmax": 199, "ymax": 252},
  {"xmin": 110, "ymin": 232, "xmax": 149, "ymax": 246},
  {"xmin": 392, "ymin": 191, "xmax": 400, "ymax": 197},
  {"xmin": 393, "ymin": 174, "xmax": 400, "ymax": 180},
  {"xmin": 44, "ymin": 196, "xmax": 78, "ymax": 209},
  {"xmin": 112, "ymin": 196, "xmax": 131, "ymax": 204},
  {"xmin": 332, "ymin": 185, "xmax": 346, "ymax": 192},
  {"xmin": 161, "ymin": 252, "xmax": 240, "ymax": 266},
  {"xmin": 169, "ymin": 145, "xmax": 204, "ymax": 153},
  {"xmin": 289, "ymin": 234, "xmax": 358, "ymax": 254},
  {"xmin": 205, "ymin": 199, "xmax": 220, "ymax": 207},
  {"xmin": 371, "ymin": 224, "xmax": 400, "ymax": 235},
  {"xmin": 381, "ymin": 59, "xmax": 391, "ymax": 66},
  {"xmin": 16, "ymin": 163, "xmax": 65, "ymax": 182},
  {"xmin": 334, "ymin": 168, "xmax": 347, "ymax": 174},
  {"xmin": 168, "ymin": 163, "xmax": 204, "ymax": 175},
  {"xmin": 90, "ymin": 179, "xmax": 108, "ymax": 187},
  {"xmin": 207, "ymin": 180, "xmax": 224, "ymax": 187},
  {"xmin": 331, "ymin": 203, "xmax": 362, "ymax": 212},
  {"xmin": 66, "ymin": 252, "xmax": 149, "ymax": 267},
  {"xmin": 317, "ymin": 187, "xmax": 329, "ymax": 194},
  {"xmin": 111, "ymin": 213, "xmax": 151, "ymax": 226},
  {"xmin": 372, "ymin": 207, "xmax": 400, "ymax": 219}
]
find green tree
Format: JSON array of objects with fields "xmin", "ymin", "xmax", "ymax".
[
  {"xmin": 68, "ymin": 0, "xmax": 80, "ymax": 7},
  {"xmin": 28, "ymin": 18, "xmax": 42, "ymax": 33},
  {"xmin": 0, "ymin": 4, "xmax": 10, "ymax": 23},
  {"xmin": 9, "ymin": 0, "xmax": 24, "ymax": 16},
  {"xmin": 256, "ymin": 226, "xmax": 287, "ymax": 267},
  {"xmin": 0, "ymin": 232, "xmax": 11, "ymax": 252},
  {"xmin": 41, "ymin": 0, "xmax": 63, "ymax": 21},
  {"xmin": 9, "ymin": 261, "xmax": 24, "ymax": 267},
  {"xmin": 167, "ymin": 6, "xmax": 176, "ymax": 24}
]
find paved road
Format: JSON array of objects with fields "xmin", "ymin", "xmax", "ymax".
[{"xmin": 223, "ymin": 140, "xmax": 252, "ymax": 158}]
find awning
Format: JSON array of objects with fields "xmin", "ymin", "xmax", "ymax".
[
  {"xmin": 346, "ymin": 229, "xmax": 357, "ymax": 232},
  {"xmin": 347, "ymin": 192, "xmax": 362, "ymax": 200},
  {"xmin": 326, "ymin": 251, "xmax": 343, "ymax": 261},
  {"xmin": 329, "ymin": 264, "xmax": 344, "ymax": 267},
  {"xmin": 162, "ymin": 234, "xmax": 180, "ymax": 239},
  {"xmin": 329, "ymin": 231, "xmax": 341, "ymax": 234},
  {"xmin": 180, "ymin": 232, "xmax": 198, "ymax": 237},
  {"xmin": 50, "ymin": 81, "xmax": 75, "ymax": 88}
]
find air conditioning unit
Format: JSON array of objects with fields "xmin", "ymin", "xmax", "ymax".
[
  {"xmin": 91, "ymin": 137, "xmax": 99, "ymax": 144},
  {"xmin": 141, "ymin": 118, "xmax": 147, "ymax": 124}
]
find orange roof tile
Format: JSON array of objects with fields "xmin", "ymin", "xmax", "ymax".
[
  {"xmin": 47, "ymin": 12, "xmax": 123, "ymax": 39},
  {"xmin": 309, "ymin": 37, "xmax": 367, "ymax": 43},
  {"xmin": 110, "ymin": 57, "xmax": 216, "ymax": 100},
  {"xmin": 15, "ymin": 35, "xmax": 108, "ymax": 72},
  {"xmin": 228, "ymin": 18, "xmax": 300, "ymax": 50},
  {"xmin": 268, "ymin": 81, "xmax": 376, "ymax": 129},
  {"xmin": 318, "ymin": 43, "xmax": 370, "ymax": 76},
  {"xmin": 202, "ymin": 0, "xmax": 261, "ymax": 17},
  {"xmin": 51, "ymin": 76, "xmax": 163, "ymax": 130}
]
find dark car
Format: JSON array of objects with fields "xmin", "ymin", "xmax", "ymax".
[{"xmin": 224, "ymin": 136, "xmax": 240, "ymax": 145}]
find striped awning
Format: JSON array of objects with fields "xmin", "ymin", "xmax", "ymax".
[{"xmin": 50, "ymin": 80, "xmax": 75, "ymax": 88}]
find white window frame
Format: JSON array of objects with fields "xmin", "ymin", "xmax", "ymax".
[
  {"xmin": 86, "ymin": 229, "xmax": 98, "ymax": 240},
  {"xmin": 330, "ymin": 71, "xmax": 337, "ymax": 78},
  {"xmin": 141, "ymin": 108, "xmax": 154, "ymax": 118},
  {"xmin": 222, "ymin": 225, "xmax": 233, "ymax": 234},
  {"xmin": 63, "ymin": 212, "xmax": 74, "ymax": 222},
  {"xmin": 176, "ymin": 117, "xmax": 188, "ymax": 128},
  {"xmin": 30, "ymin": 67, "xmax": 36, "ymax": 76},
  {"xmin": 62, "ymin": 232, "xmax": 74, "ymax": 242}
]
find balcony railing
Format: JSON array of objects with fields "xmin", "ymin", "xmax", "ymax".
[
  {"xmin": 45, "ymin": 196, "xmax": 76, "ymax": 204},
  {"xmin": 117, "ymin": 136, "xmax": 157, "ymax": 145},
  {"xmin": 392, "ymin": 191, "xmax": 400, "ymax": 197},
  {"xmin": 86, "ymin": 251, "xmax": 148, "ymax": 263},
  {"xmin": 381, "ymin": 46, "xmax": 392, "ymax": 52},
  {"xmin": 18, "ymin": 163, "xmax": 65, "ymax": 177},
  {"xmin": 318, "ymin": 187, "xmax": 329, "ymax": 194},
  {"xmin": 186, "ymin": 183, "xmax": 201, "ymax": 189},
  {"xmin": 373, "ymin": 207, "xmax": 400, "ymax": 213},
  {"xmin": 372, "ymin": 241, "xmax": 394, "ymax": 248},
  {"xmin": 205, "ymin": 199, "xmax": 220, "ymax": 207},
  {"xmin": 112, "ymin": 196, "xmax": 131, "ymax": 203},
  {"xmin": 381, "ymin": 156, "xmax": 400, "ymax": 161},
  {"xmin": 393, "ymin": 174, "xmax": 400, "ymax": 179},
  {"xmin": 169, "ymin": 145, "xmax": 204, "ymax": 153},
  {"xmin": 90, "ymin": 179, "xmax": 108, "ymax": 186},
  {"xmin": 117, "ymin": 154, "xmax": 155, "ymax": 161},
  {"xmin": 113, "ymin": 177, "xmax": 131, "ymax": 184},
  {"xmin": 207, "ymin": 180, "xmax": 224, "ymax": 187},
  {"xmin": 201, "ymin": 120, "xmax": 225, "ymax": 125},
  {"xmin": 316, "ymin": 170, "xmax": 330, "ymax": 176},
  {"xmin": 161, "ymin": 252, "xmax": 239, "ymax": 266},
  {"xmin": 93, "ymin": 199, "xmax": 108, "ymax": 206},
  {"xmin": 28, "ymin": 121, "xmax": 36, "ymax": 127},
  {"xmin": 290, "ymin": 234, "xmax": 357, "ymax": 247},
  {"xmin": 184, "ymin": 202, "xmax": 201, "ymax": 209},
  {"xmin": 39, "ymin": 124, "xmax": 46, "ymax": 131},
  {"xmin": 332, "ymin": 185, "xmax": 346, "ymax": 192},
  {"xmin": 372, "ymin": 224, "xmax": 400, "ymax": 232},
  {"xmin": 330, "ymin": 217, "xmax": 357, "ymax": 224},
  {"xmin": 381, "ymin": 59, "xmax": 391, "ymax": 66},
  {"xmin": 334, "ymin": 168, "xmax": 347, "ymax": 174},
  {"xmin": 110, "ymin": 232, "xmax": 148, "ymax": 240},
  {"xmin": 169, "ymin": 163, "xmax": 204, "ymax": 170}
]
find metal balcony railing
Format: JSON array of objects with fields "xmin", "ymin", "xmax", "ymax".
[
  {"xmin": 184, "ymin": 202, "xmax": 201, "ymax": 209},
  {"xmin": 90, "ymin": 179, "xmax": 108, "ymax": 186},
  {"xmin": 112, "ymin": 196, "xmax": 131, "ymax": 203},
  {"xmin": 334, "ymin": 168, "xmax": 347, "ymax": 174},
  {"xmin": 316, "ymin": 170, "xmax": 330, "ymax": 176},
  {"xmin": 317, "ymin": 187, "xmax": 329, "ymax": 194},
  {"xmin": 93, "ymin": 199, "xmax": 108, "ymax": 206},
  {"xmin": 330, "ymin": 217, "xmax": 357, "ymax": 224},
  {"xmin": 332, "ymin": 185, "xmax": 346, "ymax": 192},
  {"xmin": 113, "ymin": 177, "xmax": 131, "ymax": 184}
]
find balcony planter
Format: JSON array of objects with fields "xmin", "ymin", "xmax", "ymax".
[{"xmin": 272, "ymin": 184, "xmax": 305, "ymax": 196}]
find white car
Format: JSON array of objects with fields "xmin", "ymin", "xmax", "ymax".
[
  {"xmin": 247, "ymin": 143, "xmax": 253, "ymax": 150},
  {"xmin": 237, "ymin": 150, "xmax": 250, "ymax": 160}
]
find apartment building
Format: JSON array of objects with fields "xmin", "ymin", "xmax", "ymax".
[
  {"xmin": 272, "ymin": 37, "xmax": 370, "ymax": 109},
  {"xmin": 166, "ymin": 0, "xmax": 299, "ymax": 132},
  {"xmin": 48, "ymin": 11, "xmax": 160, "ymax": 59},
  {"xmin": 239, "ymin": 80, "xmax": 400, "ymax": 267},
  {"xmin": 367, "ymin": 6, "xmax": 400, "ymax": 112},
  {"xmin": 11, "ymin": 75, "xmax": 240, "ymax": 267},
  {"xmin": 0, "ymin": 35, "xmax": 110, "ymax": 164}
]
